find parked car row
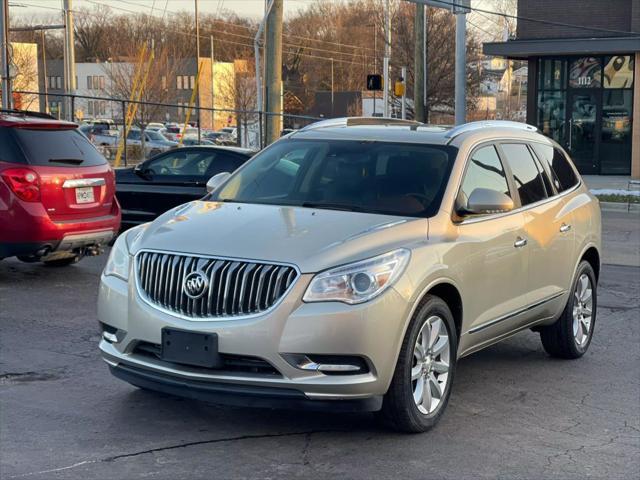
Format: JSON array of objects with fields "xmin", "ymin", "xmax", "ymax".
[{"xmin": 0, "ymin": 110, "xmax": 253, "ymax": 266}]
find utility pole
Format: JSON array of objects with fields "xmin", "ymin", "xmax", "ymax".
[
  {"xmin": 383, "ymin": 0, "xmax": 391, "ymax": 117},
  {"xmin": 41, "ymin": 29, "xmax": 48, "ymax": 111},
  {"xmin": 194, "ymin": 0, "xmax": 201, "ymax": 142},
  {"xmin": 264, "ymin": 0, "xmax": 282, "ymax": 144},
  {"xmin": 401, "ymin": 66, "xmax": 407, "ymax": 119},
  {"xmin": 423, "ymin": 7, "xmax": 428, "ymax": 123},
  {"xmin": 454, "ymin": 11, "xmax": 466, "ymax": 125},
  {"xmin": 408, "ymin": 0, "xmax": 468, "ymax": 124},
  {"xmin": 0, "ymin": 0, "xmax": 10, "ymax": 110},
  {"xmin": 330, "ymin": 57, "xmax": 334, "ymax": 117},
  {"xmin": 413, "ymin": 2, "xmax": 425, "ymax": 122},
  {"xmin": 214, "ymin": 35, "xmax": 219, "ymax": 132},
  {"xmin": 63, "ymin": 0, "xmax": 75, "ymax": 121}
]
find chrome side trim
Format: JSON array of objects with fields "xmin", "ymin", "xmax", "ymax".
[
  {"xmin": 133, "ymin": 249, "xmax": 301, "ymax": 322},
  {"xmin": 469, "ymin": 290, "xmax": 566, "ymax": 334},
  {"xmin": 62, "ymin": 178, "xmax": 106, "ymax": 188}
]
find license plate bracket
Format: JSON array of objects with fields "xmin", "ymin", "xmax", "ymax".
[
  {"xmin": 75, "ymin": 186, "xmax": 95, "ymax": 204},
  {"xmin": 161, "ymin": 328, "xmax": 221, "ymax": 368}
]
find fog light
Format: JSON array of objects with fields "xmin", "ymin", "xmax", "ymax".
[{"xmin": 283, "ymin": 354, "xmax": 369, "ymax": 375}]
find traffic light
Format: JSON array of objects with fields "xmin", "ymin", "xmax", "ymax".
[
  {"xmin": 366, "ymin": 74, "xmax": 383, "ymax": 91},
  {"xmin": 394, "ymin": 79, "xmax": 405, "ymax": 97}
]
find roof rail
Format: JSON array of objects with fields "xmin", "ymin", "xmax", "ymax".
[
  {"xmin": 0, "ymin": 109, "xmax": 56, "ymax": 120},
  {"xmin": 444, "ymin": 120, "xmax": 537, "ymax": 140},
  {"xmin": 301, "ymin": 117, "xmax": 422, "ymax": 131}
]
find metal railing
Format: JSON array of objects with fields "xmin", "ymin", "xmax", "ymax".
[{"xmin": 11, "ymin": 90, "xmax": 321, "ymax": 166}]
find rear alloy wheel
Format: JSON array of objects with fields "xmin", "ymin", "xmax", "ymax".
[
  {"xmin": 540, "ymin": 261, "xmax": 597, "ymax": 359},
  {"xmin": 382, "ymin": 295, "xmax": 457, "ymax": 433}
]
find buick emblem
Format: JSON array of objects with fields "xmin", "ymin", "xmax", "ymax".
[{"xmin": 183, "ymin": 271, "xmax": 209, "ymax": 299}]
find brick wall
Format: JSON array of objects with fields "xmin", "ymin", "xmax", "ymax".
[{"xmin": 517, "ymin": 0, "xmax": 638, "ymax": 39}]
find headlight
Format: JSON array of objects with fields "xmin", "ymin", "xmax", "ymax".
[
  {"xmin": 303, "ymin": 249, "xmax": 410, "ymax": 304},
  {"xmin": 103, "ymin": 232, "xmax": 130, "ymax": 281},
  {"xmin": 103, "ymin": 224, "xmax": 147, "ymax": 281}
]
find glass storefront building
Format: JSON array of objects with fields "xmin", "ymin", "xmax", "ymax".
[
  {"xmin": 484, "ymin": 0, "xmax": 640, "ymax": 178},
  {"xmin": 536, "ymin": 55, "xmax": 634, "ymax": 175}
]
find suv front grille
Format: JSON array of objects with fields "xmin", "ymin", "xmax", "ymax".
[{"xmin": 136, "ymin": 251, "xmax": 298, "ymax": 319}]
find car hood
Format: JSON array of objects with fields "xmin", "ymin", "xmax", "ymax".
[{"xmin": 131, "ymin": 200, "xmax": 428, "ymax": 273}]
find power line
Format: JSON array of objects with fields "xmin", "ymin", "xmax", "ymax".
[
  {"xmin": 109, "ymin": 0, "xmax": 378, "ymax": 53},
  {"xmin": 89, "ymin": 0, "xmax": 377, "ymax": 60}
]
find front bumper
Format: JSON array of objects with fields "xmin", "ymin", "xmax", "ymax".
[
  {"xmin": 109, "ymin": 363, "xmax": 382, "ymax": 412},
  {"xmin": 98, "ymin": 270, "xmax": 413, "ymax": 408}
]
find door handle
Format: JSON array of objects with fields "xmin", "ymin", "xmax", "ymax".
[
  {"xmin": 514, "ymin": 237, "xmax": 528, "ymax": 248},
  {"xmin": 560, "ymin": 223, "xmax": 572, "ymax": 233}
]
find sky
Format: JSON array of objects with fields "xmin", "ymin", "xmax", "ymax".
[{"xmin": 10, "ymin": 0, "xmax": 324, "ymax": 20}]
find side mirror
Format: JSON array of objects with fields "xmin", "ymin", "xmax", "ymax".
[
  {"xmin": 206, "ymin": 171, "xmax": 231, "ymax": 193},
  {"xmin": 462, "ymin": 188, "xmax": 514, "ymax": 215}
]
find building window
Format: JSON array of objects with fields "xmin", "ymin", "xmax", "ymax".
[
  {"xmin": 177, "ymin": 76, "xmax": 183, "ymax": 90},
  {"xmin": 604, "ymin": 55, "xmax": 634, "ymax": 89},
  {"xmin": 161, "ymin": 76, "xmax": 167, "ymax": 90},
  {"xmin": 190, "ymin": 75, "xmax": 195, "ymax": 89},
  {"xmin": 568, "ymin": 57, "xmax": 601, "ymax": 88}
]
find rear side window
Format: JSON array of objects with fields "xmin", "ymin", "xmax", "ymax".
[
  {"xmin": 501, "ymin": 143, "xmax": 548, "ymax": 206},
  {"xmin": 0, "ymin": 127, "xmax": 26, "ymax": 164},
  {"xmin": 460, "ymin": 145, "xmax": 511, "ymax": 205},
  {"xmin": 531, "ymin": 143, "xmax": 579, "ymax": 193},
  {"xmin": 12, "ymin": 129, "xmax": 107, "ymax": 167}
]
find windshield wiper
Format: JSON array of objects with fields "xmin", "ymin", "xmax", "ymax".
[
  {"xmin": 301, "ymin": 202, "xmax": 363, "ymax": 212},
  {"xmin": 48, "ymin": 158, "xmax": 84, "ymax": 165}
]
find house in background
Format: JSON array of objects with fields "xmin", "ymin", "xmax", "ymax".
[{"xmin": 484, "ymin": 0, "xmax": 640, "ymax": 177}]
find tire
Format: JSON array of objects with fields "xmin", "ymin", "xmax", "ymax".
[
  {"xmin": 17, "ymin": 255, "xmax": 40, "ymax": 263},
  {"xmin": 540, "ymin": 260, "xmax": 597, "ymax": 359},
  {"xmin": 43, "ymin": 256, "xmax": 79, "ymax": 267},
  {"xmin": 381, "ymin": 295, "xmax": 457, "ymax": 433}
]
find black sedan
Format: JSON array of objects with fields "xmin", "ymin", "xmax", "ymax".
[{"xmin": 116, "ymin": 146, "xmax": 253, "ymax": 227}]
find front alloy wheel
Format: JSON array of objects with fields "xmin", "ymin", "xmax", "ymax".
[
  {"xmin": 382, "ymin": 295, "xmax": 457, "ymax": 433},
  {"xmin": 412, "ymin": 316, "xmax": 450, "ymax": 415}
]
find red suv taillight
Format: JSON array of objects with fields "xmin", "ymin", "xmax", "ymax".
[{"xmin": 1, "ymin": 168, "xmax": 41, "ymax": 202}]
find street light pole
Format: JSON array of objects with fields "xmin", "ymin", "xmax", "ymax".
[
  {"xmin": 383, "ymin": 0, "xmax": 391, "ymax": 117},
  {"xmin": 0, "ymin": 0, "xmax": 10, "ymax": 110},
  {"xmin": 63, "ymin": 0, "xmax": 76, "ymax": 121},
  {"xmin": 194, "ymin": 0, "xmax": 201, "ymax": 142}
]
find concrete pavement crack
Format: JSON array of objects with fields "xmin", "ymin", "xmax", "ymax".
[
  {"xmin": 104, "ymin": 429, "xmax": 338, "ymax": 462},
  {"xmin": 9, "ymin": 430, "xmax": 340, "ymax": 478}
]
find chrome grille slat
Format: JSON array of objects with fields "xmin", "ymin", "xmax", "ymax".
[{"xmin": 136, "ymin": 251, "xmax": 298, "ymax": 319}]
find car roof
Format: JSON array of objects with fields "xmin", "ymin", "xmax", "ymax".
[
  {"xmin": 176, "ymin": 145, "xmax": 255, "ymax": 156},
  {"xmin": 0, "ymin": 111, "xmax": 77, "ymax": 130},
  {"xmin": 289, "ymin": 118, "xmax": 552, "ymax": 148}
]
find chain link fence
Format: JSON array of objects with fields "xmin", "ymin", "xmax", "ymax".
[{"xmin": 12, "ymin": 91, "xmax": 321, "ymax": 167}]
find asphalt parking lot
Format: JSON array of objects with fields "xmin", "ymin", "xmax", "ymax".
[{"xmin": 1, "ymin": 209, "xmax": 639, "ymax": 480}]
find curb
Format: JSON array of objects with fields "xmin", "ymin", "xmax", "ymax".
[{"xmin": 599, "ymin": 202, "xmax": 640, "ymax": 213}]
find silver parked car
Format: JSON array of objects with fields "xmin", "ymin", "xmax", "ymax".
[{"xmin": 99, "ymin": 118, "xmax": 601, "ymax": 432}]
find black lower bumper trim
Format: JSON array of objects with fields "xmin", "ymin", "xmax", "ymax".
[{"xmin": 110, "ymin": 364, "xmax": 383, "ymax": 412}]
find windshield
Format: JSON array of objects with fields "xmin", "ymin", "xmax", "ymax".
[
  {"xmin": 146, "ymin": 130, "xmax": 167, "ymax": 141},
  {"xmin": 212, "ymin": 139, "xmax": 457, "ymax": 217}
]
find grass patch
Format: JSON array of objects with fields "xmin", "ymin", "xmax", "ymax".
[{"xmin": 595, "ymin": 194, "xmax": 640, "ymax": 204}]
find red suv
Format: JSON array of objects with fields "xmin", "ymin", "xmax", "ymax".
[{"xmin": 0, "ymin": 111, "xmax": 120, "ymax": 266}]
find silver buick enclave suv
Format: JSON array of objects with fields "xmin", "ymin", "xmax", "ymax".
[{"xmin": 99, "ymin": 118, "xmax": 601, "ymax": 432}]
